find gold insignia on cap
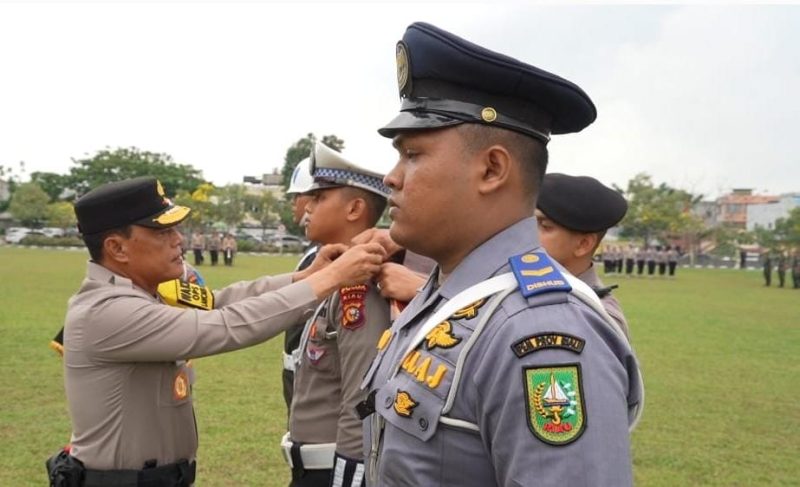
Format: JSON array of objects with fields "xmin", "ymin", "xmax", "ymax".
[
  {"xmin": 394, "ymin": 390, "xmax": 418, "ymax": 417},
  {"xmin": 396, "ymin": 41, "xmax": 411, "ymax": 96},
  {"xmin": 481, "ymin": 107, "xmax": 498, "ymax": 122},
  {"xmin": 156, "ymin": 180, "xmax": 166, "ymax": 197},
  {"xmin": 153, "ymin": 205, "xmax": 191, "ymax": 225}
]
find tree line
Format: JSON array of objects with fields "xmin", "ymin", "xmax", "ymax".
[{"xmin": 1, "ymin": 133, "xmax": 344, "ymax": 236}]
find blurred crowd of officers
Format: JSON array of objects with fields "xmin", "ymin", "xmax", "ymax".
[
  {"xmin": 762, "ymin": 251, "xmax": 800, "ymax": 288},
  {"xmin": 600, "ymin": 244, "xmax": 680, "ymax": 278},
  {"xmin": 188, "ymin": 230, "xmax": 237, "ymax": 266}
]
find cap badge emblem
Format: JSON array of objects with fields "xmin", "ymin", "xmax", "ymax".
[
  {"xmin": 396, "ymin": 41, "xmax": 411, "ymax": 97},
  {"xmin": 481, "ymin": 107, "xmax": 497, "ymax": 122}
]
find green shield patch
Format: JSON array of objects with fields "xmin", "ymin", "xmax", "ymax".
[{"xmin": 523, "ymin": 364, "xmax": 586, "ymax": 445}]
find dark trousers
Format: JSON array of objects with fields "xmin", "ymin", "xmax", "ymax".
[
  {"xmin": 668, "ymin": 262, "xmax": 677, "ymax": 276},
  {"xmin": 193, "ymin": 249, "xmax": 203, "ymax": 266},
  {"xmin": 224, "ymin": 249, "xmax": 234, "ymax": 266},
  {"xmin": 793, "ymin": 270, "xmax": 799, "ymax": 288},
  {"xmin": 625, "ymin": 259, "xmax": 635, "ymax": 275},
  {"xmin": 658, "ymin": 262, "xmax": 666, "ymax": 276},
  {"xmin": 289, "ymin": 468, "xmax": 331, "ymax": 487},
  {"xmin": 209, "ymin": 250, "xmax": 219, "ymax": 266},
  {"xmin": 647, "ymin": 261, "xmax": 656, "ymax": 275},
  {"xmin": 764, "ymin": 269, "xmax": 772, "ymax": 286},
  {"xmin": 617, "ymin": 259, "xmax": 623, "ymax": 273},
  {"xmin": 778, "ymin": 270, "xmax": 786, "ymax": 288},
  {"xmin": 636, "ymin": 260, "xmax": 645, "ymax": 275}
]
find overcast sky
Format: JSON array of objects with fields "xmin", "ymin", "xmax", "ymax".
[{"xmin": 1, "ymin": 2, "xmax": 798, "ymax": 199}]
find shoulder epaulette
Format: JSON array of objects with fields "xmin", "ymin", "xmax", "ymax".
[{"xmin": 508, "ymin": 252, "xmax": 572, "ymax": 298}]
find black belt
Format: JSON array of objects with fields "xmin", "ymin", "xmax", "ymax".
[{"xmin": 83, "ymin": 460, "xmax": 196, "ymax": 487}]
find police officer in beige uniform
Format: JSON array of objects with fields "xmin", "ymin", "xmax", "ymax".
[
  {"xmin": 535, "ymin": 173, "xmax": 631, "ymax": 338},
  {"xmin": 50, "ymin": 176, "xmax": 385, "ymax": 487},
  {"xmin": 359, "ymin": 22, "xmax": 642, "ymax": 487},
  {"xmin": 284, "ymin": 144, "xmax": 391, "ymax": 487}
]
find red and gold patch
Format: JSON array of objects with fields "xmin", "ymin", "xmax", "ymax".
[
  {"xmin": 340, "ymin": 285, "xmax": 368, "ymax": 330},
  {"xmin": 173, "ymin": 369, "xmax": 189, "ymax": 401}
]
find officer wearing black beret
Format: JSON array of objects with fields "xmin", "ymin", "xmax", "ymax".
[
  {"xmin": 360, "ymin": 22, "xmax": 643, "ymax": 487},
  {"xmin": 535, "ymin": 172, "xmax": 631, "ymax": 337},
  {"xmin": 48, "ymin": 177, "xmax": 385, "ymax": 486}
]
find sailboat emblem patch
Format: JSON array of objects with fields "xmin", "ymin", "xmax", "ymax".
[{"xmin": 523, "ymin": 364, "xmax": 586, "ymax": 445}]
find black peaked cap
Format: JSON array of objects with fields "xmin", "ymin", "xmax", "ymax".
[{"xmin": 537, "ymin": 173, "xmax": 627, "ymax": 233}]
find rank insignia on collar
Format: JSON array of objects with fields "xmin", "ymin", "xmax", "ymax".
[
  {"xmin": 394, "ymin": 390, "xmax": 418, "ymax": 417},
  {"xmin": 340, "ymin": 285, "xmax": 368, "ymax": 330},
  {"xmin": 509, "ymin": 252, "xmax": 572, "ymax": 298},
  {"xmin": 425, "ymin": 321, "xmax": 461, "ymax": 350},
  {"xmin": 449, "ymin": 298, "xmax": 486, "ymax": 320},
  {"xmin": 523, "ymin": 364, "xmax": 586, "ymax": 446},
  {"xmin": 377, "ymin": 329, "xmax": 393, "ymax": 351}
]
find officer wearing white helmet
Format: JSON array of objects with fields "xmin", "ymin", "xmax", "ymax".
[{"xmin": 283, "ymin": 157, "xmax": 321, "ymax": 412}]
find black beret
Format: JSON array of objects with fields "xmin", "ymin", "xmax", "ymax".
[
  {"xmin": 537, "ymin": 173, "xmax": 627, "ymax": 233},
  {"xmin": 73, "ymin": 177, "xmax": 191, "ymax": 235},
  {"xmin": 378, "ymin": 22, "xmax": 597, "ymax": 142}
]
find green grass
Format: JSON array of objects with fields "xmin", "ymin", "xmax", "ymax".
[{"xmin": 1, "ymin": 247, "xmax": 798, "ymax": 486}]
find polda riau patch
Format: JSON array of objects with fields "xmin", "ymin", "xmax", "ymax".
[
  {"xmin": 340, "ymin": 285, "xmax": 368, "ymax": 330},
  {"xmin": 522, "ymin": 364, "xmax": 586, "ymax": 446}
]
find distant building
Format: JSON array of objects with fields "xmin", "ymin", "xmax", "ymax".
[
  {"xmin": 716, "ymin": 188, "xmax": 779, "ymax": 229},
  {"xmin": 0, "ymin": 179, "xmax": 10, "ymax": 202},
  {"xmin": 746, "ymin": 193, "xmax": 800, "ymax": 231}
]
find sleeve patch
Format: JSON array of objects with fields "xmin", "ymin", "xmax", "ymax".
[
  {"xmin": 522, "ymin": 364, "xmax": 586, "ymax": 446},
  {"xmin": 509, "ymin": 252, "xmax": 571, "ymax": 298}
]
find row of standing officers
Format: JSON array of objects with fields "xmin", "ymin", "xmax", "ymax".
[{"xmin": 50, "ymin": 21, "xmax": 643, "ymax": 487}]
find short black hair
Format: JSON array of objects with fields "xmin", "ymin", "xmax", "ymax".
[
  {"xmin": 82, "ymin": 225, "xmax": 133, "ymax": 262},
  {"xmin": 456, "ymin": 123, "xmax": 548, "ymax": 199},
  {"xmin": 340, "ymin": 187, "xmax": 388, "ymax": 227}
]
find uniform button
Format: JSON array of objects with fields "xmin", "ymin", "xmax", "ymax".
[
  {"xmin": 384, "ymin": 396, "xmax": 393, "ymax": 408},
  {"xmin": 419, "ymin": 418, "xmax": 428, "ymax": 430}
]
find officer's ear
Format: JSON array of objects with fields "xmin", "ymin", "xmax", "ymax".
[
  {"xmin": 345, "ymin": 196, "xmax": 367, "ymax": 223},
  {"xmin": 103, "ymin": 232, "xmax": 131, "ymax": 264},
  {"xmin": 574, "ymin": 232, "xmax": 601, "ymax": 259},
  {"xmin": 476, "ymin": 144, "xmax": 513, "ymax": 196}
]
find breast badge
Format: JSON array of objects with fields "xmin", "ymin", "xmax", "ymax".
[
  {"xmin": 523, "ymin": 364, "xmax": 585, "ymax": 445},
  {"xmin": 424, "ymin": 321, "xmax": 461, "ymax": 350},
  {"xmin": 340, "ymin": 285, "xmax": 368, "ymax": 330},
  {"xmin": 306, "ymin": 344, "xmax": 326, "ymax": 365},
  {"xmin": 394, "ymin": 390, "xmax": 418, "ymax": 418},
  {"xmin": 449, "ymin": 299, "xmax": 486, "ymax": 320}
]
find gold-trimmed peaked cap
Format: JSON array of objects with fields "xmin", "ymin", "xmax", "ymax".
[
  {"xmin": 379, "ymin": 22, "xmax": 597, "ymax": 143},
  {"xmin": 73, "ymin": 176, "xmax": 191, "ymax": 235},
  {"xmin": 309, "ymin": 142, "xmax": 390, "ymax": 198}
]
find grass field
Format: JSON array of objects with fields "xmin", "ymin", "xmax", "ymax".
[{"xmin": 1, "ymin": 246, "xmax": 798, "ymax": 486}]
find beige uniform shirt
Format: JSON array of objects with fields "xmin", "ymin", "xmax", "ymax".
[
  {"xmin": 289, "ymin": 283, "xmax": 390, "ymax": 459},
  {"xmin": 577, "ymin": 265, "xmax": 631, "ymax": 338},
  {"xmin": 64, "ymin": 262, "xmax": 317, "ymax": 470}
]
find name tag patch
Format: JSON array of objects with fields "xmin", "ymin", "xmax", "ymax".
[{"xmin": 512, "ymin": 333, "xmax": 585, "ymax": 357}]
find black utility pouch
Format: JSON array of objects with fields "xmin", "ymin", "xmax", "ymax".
[{"xmin": 45, "ymin": 449, "xmax": 85, "ymax": 487}]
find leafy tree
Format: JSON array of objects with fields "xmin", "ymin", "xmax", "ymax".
[
  {"xmin": 212, "ymin": 184, "xmax": 248, "ymax": 231},
  {"xmin": 617, "ymin": 173, "xmax": 702, "ymax": 247},
  {"xmin": 246, "ymin": 191, "xmax": 280, "ymax": 239},
  {"xmin": 280, "ymin": 133, "xmax": 345, "ymax": 190},
  {"xmin": 174, "ymin": 183, "xmax": 216, "ymax": 231},
  {"xmin": 30, "ymin": 171, "xmax": 71, "ymax": 202},
  {"xmin": 774, "ymin": 207, "xmax": 800, "ymax": 250},
  {"xmin": 46, "ymin": 201, "xmax": 77, "ymax": 230},
  {"xmin": 9, "ymin": 182, "xmax": 49, "ymax": 227},
  {"xmin": 67, "ymin": 147, "xmax": 205, "ymax": 197}
]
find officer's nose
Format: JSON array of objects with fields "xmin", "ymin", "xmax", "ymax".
[{"xmin": 384, "ymin": 163, "xmax": 402, "ymax": 191}]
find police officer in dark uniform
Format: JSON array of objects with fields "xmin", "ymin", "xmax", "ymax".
[{"xmin": 359, "ymin": 23, "xmax": 643, "ymax": 487}]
